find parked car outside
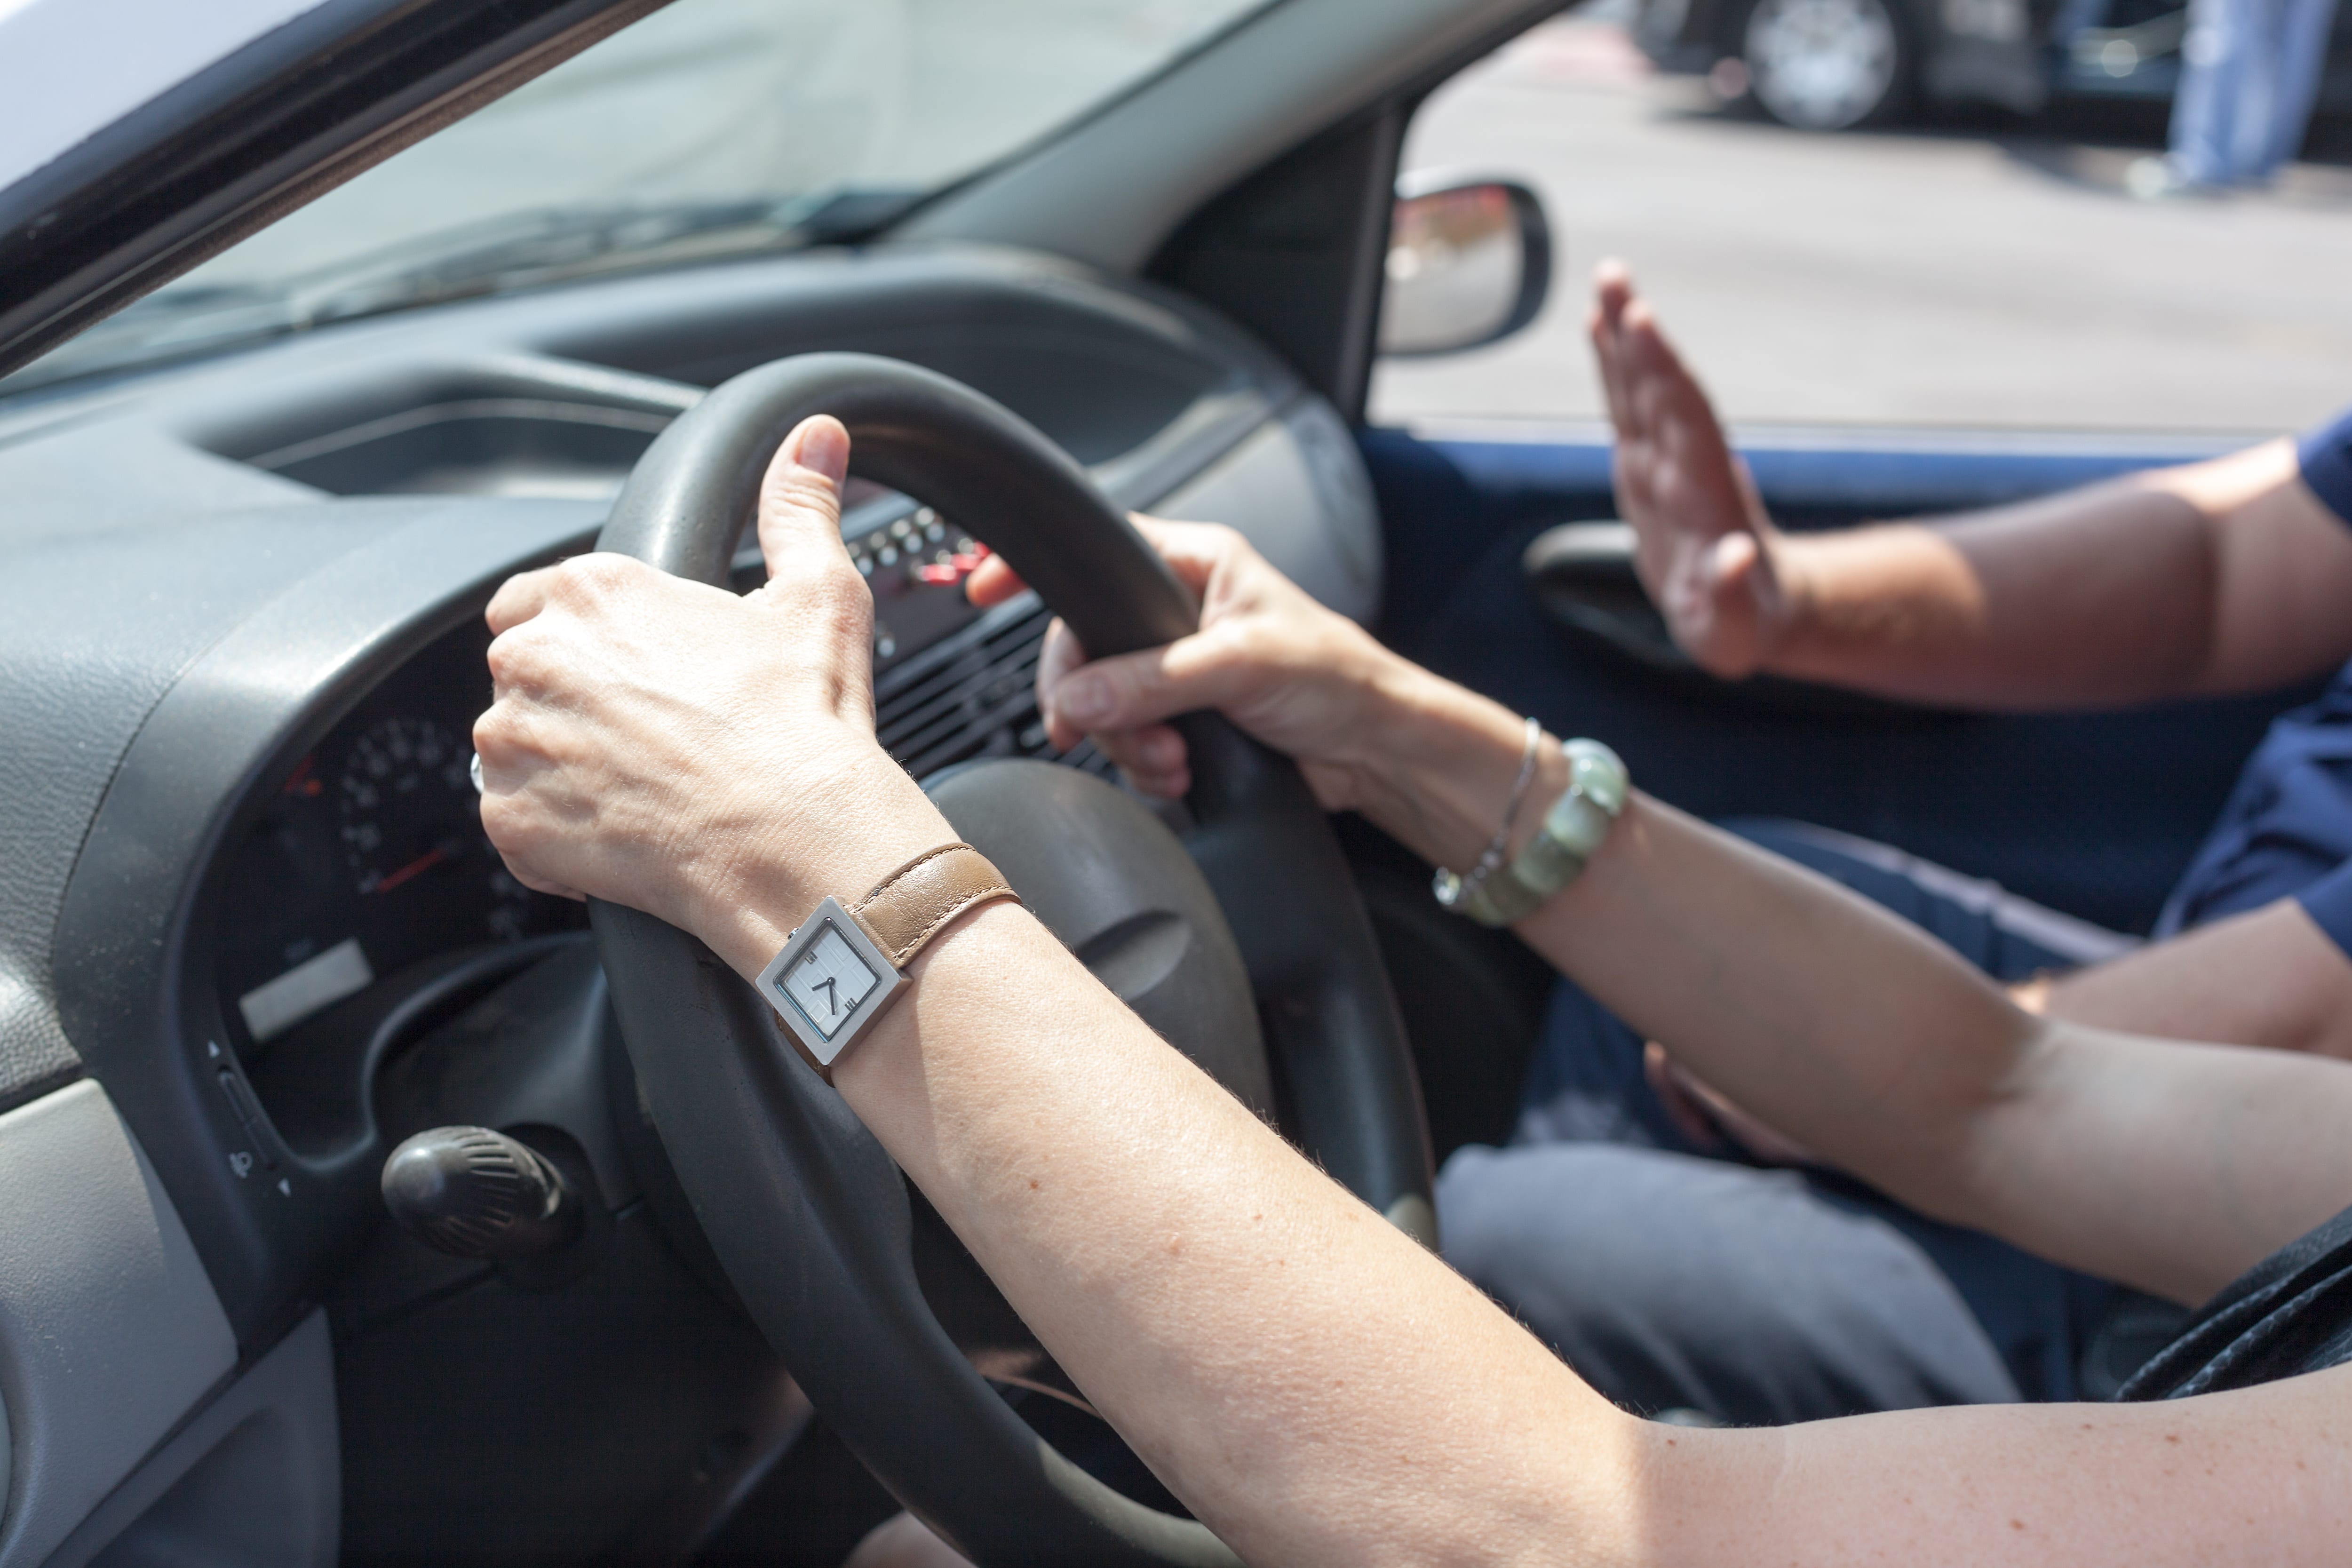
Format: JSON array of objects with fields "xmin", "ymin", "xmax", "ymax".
[{"xmin": 1632, "ymin": 0, "xmax": 2352, "ymax": 128}]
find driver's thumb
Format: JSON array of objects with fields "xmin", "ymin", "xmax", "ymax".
[{"xmin": 756, "ymin": 415, "xmax": 850, "ymax": 578}]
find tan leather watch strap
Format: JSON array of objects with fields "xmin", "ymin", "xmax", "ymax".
[
  {"xmin": 761, "ymin": 843, "xmax": 1019, "ymax": 1084},
  {"xmin": 844, "ymin": 843, "xmax": 1020, "ymax": 969}
]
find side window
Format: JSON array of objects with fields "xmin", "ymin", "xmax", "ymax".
[{"xmin": 1370, "ymin": 0, "xmax": 2352, "ymax": 435}]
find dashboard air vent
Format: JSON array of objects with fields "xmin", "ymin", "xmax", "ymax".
[{"xmin": 874, "ymin": 594, "xmax": 1112, "ymax": 783}]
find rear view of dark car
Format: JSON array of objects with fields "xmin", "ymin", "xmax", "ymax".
[{"xmin": 1633, "ymin": 0, "xmax": 2352, "ymax": 129}]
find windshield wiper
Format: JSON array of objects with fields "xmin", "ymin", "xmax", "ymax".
[
  {"xmin": 5, "ymin": 187, "xmax": 923, "ymax": 397},
  {"xmin": 280, "ymin": 187, "xmax": 924, "ymax": 321}
]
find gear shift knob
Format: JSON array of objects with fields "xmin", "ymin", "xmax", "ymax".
[{"xmin": 381, "ymin": 1125, "xmax": 581, "ymax": 1259}]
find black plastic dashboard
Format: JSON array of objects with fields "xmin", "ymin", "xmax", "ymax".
[{"xmin": 0, "ymin": 242, "xmax": 1383, "ymax": 1349}]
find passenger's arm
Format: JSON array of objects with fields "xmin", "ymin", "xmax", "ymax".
[
  {"xmin": 1590, "ymin": 261, "xmax": 2352, "ymax": 706},
  {"xmin": 1293, "ymin": 642, "xmax": 2352, "ymax": 1304},
  {"xmin": 2021, "ymin": 899, "xmax": 2352, "ymax": 1062},
  {"xmin": 1521, "ymin": 790, "xmax": 2352, "ymax": 1306},
  {"xmin": 487, "ymin": 421, "xmax": 2352, "ymax": 1567},
  {"xmin": 1759, "ymin": 442, "xmax": 2352, "ymax": 705}
]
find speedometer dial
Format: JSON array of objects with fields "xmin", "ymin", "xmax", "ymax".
[
  {"xmin": 338, "ymin": 716, "xmax": 477, "ymax": 896},
  {"xmin": 209, "ymin": 621, "xmax": 589, "ymax": 1059},
  {"xmin": 215, "ymin": 710, "xmax": 553, "ymax": 1051},
  {"xmin": 212, "ymin": 621, "xmax": 593, "ymax": 1062}
]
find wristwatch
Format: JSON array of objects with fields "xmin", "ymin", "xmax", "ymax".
[{"xmin": 757, "ymin": 842, "xmax": 1020, "ymax": 1081}]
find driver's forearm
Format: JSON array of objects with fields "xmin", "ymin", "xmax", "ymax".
[
  {"xmin": 814, "ymin": 903, "xmax": 1651, "ymax": 1566},
  {"xmin": 699, "ymin": 835, "xmax": 2352, "ymax": 1568}
]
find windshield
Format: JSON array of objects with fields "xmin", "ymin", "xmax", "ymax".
[{"xmin": 13, "ymin": 0, "xmax": 1270, "ymax": 392}]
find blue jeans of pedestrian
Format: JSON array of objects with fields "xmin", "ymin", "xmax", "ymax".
[
  {"xmin": 2169, "ymin": 0, "xmax": 2339, "ymax": 185},
  {"xmin": 1436, "ymin": 820, "xmax": 2131, "ymax": 1426}
]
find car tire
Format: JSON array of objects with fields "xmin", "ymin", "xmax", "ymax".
[{"xmin": 1738, "ymin": 0, "xmax": 1913, "ymax": 129}]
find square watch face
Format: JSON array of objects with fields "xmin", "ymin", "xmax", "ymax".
[
  {"xmin": 780, "ymin": 921, "xmax": 881, "ymax": 1040},
  {"xmin": 756, "ymin": 898, "xmax": 908, "ymax": 1069}
]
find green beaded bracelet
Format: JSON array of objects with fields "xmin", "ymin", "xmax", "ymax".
[{"xmin": 1454, "ymin": 738, "xmax": 1629, "ymax": 927}]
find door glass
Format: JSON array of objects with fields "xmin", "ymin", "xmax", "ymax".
[{"xmin": 1371, "ymin": 0, "xmax": 2352, "ymax": 435}]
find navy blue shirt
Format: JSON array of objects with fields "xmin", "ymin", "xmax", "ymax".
[{"xmin": 2156, "ymin": 407, "xmax": 2352, "ymax": 949}]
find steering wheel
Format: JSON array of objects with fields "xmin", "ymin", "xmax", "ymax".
[{"xmin": 590, "ymin": 353, "xmax": 1432, "ymax": 1566}]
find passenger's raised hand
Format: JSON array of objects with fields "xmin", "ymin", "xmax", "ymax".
[
  {"xmin": 1590, "ymin": 260, "xmax": 1795, "ymax": 679},
  {"xmin": 966, "ymin": 519, "xmax": 1406, "ymax": 807}
]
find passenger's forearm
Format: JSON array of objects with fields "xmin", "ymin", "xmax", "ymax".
[
  {"xmin": 1341, "ymin": 674, "xmax": 2035, "ymax": 1218},
  {"xmin": 2027, "ymin": 899, "xmax": 2352, "ymax": 1061},
  {"xmin": 1346, "ymin": 679, "xmax": 2026, "ymax": 1216},
  {"xmin": 1348, "ymin": 679, "xmax": 2352, "ymax": 1299},
  {"xmin": 1497, "ymin": 792, "xmax": 2352, "ymax": 1300},
  {"xmin": 1757, "ymin": 440, "xmax": 2331, "ymax": 708},
  {"xmin": 1761, "ymin": 479, "xmax": 2217, "ymax": 709}
]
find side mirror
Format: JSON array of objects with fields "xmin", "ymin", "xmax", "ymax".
[{"xmin": 1376, "ymin": 174, "xmax": 1552, "ymax": 358}]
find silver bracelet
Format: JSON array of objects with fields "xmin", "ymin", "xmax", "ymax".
[
  {"xmin": 1453, "ymin": 738, "xmax": 1630, "ymax": 928},
  {"xmin": 1431, "ymin": 716, "xmax": 1543, "ymax": 915}
]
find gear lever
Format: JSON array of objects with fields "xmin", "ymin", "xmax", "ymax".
[{"xmin": 381, "ymin": 1125, "xmax": 582, "ymax": 1259}]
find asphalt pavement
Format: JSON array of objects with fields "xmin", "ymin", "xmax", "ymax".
[{"xmin": 1371, "ymin": 11, "xmax": 2352, "ymax": 438}]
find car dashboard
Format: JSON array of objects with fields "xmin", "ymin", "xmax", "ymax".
[
  {"xmin": 207, "ymin": 486, "xmax": 1087, "ymax": 1075},
  {"xmin": 0, "ymin": 239, "xmax": 1381, "ymax": 1558}
]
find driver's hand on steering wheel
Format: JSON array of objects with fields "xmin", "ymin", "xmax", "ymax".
[
  {"xmin": 472, "ymin": 416, "xmax": 960, "ymax": 979},
  {"xmin": 966, "ymin": 517, "xmax": 1414, "ymax": 810}
]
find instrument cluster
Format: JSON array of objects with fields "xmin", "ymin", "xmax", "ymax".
[
  {"xmin": 209, "ymin": 501, "xmax": 994, "ymax": 1059},
  {"xmin": 209, "ymin": 621, "xmax": 586, "ymax": 1057}
]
